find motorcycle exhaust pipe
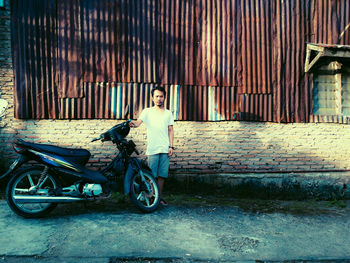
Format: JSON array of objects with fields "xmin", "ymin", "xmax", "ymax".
[{"xmin": 13, "ymin": 195, "xmax": 84, "ymax": 204}]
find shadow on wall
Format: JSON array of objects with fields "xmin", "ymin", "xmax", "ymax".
[
  {"xmin": 1, "ymin": 118, "xmax": 350, "ymax": 199},
  {"xmin": 167, "ymin": 120, "xmax": 350, "ymax": 200},
  {"xmin": 1, "ymin": 118, "xmax": 349, "ymax": 174},
  {"xmin": 0, "ymin": 120, "xmax": 350, "ymax": 173},
  {"xmin": 170, "ymin": 120, "xmax": 350, "ymax": 173},
  {"xmin": 0, "ymin": 115, "xmax": 349, "ymax": 175}
]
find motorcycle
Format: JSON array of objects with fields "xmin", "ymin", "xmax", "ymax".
[{"xmin": 0, "ymin": 119, "xmax": 160, "ymax": 218}]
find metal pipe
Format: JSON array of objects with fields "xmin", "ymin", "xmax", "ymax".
[{"xmin": 13, "ymin": 195, "xmax": 84, "ymax": 204}]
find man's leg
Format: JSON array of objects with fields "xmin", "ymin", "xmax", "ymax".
[
  {"xmin": 158, "ymin": 153, "xmax": 170, "ymax": 205},
  {"xmin": 147, "ymin": 154, "xmax": 159, "ymax": 179},
  {"xmin": 157, "ymin": 177, "xmax": 165, "ymax": 196}
]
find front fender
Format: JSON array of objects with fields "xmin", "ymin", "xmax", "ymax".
[
  {"xmin": 124, "ymin": 164, "xmax": 136, "ymax": 195},
  {"xmin": 123, "ymin": 158, "xmax": 155, "ymax": 195}
]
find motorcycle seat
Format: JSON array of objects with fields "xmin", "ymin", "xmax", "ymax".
[{"xmin": 16, "ymin": 139, "xmax": 91, "ymax": 165}]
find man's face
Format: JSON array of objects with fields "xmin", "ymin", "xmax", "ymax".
[{"xmin": 152, "ymin": 90, "xmax": 165, "ymax": 107}]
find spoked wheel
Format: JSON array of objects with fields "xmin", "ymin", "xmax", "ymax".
[
  {"xmin": 130, "ymin": 169, "xmax": 160, "ymax": 213},
  {"xmin": 6, "ymin": 166, "xmax": 58, "ymax": 218}
]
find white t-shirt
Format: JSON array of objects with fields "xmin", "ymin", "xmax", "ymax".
[{"xmin": 139, "ymin": 107, "xmax": 174, "ymax": 155}]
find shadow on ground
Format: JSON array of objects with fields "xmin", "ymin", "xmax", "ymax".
[
  {"xmin": 2, "ymin": 192, "xmax": 347, "ymax": 219},
  {"xmin": 0, "ymin": 183, "xmax": 348, "ymax": 218},
  {"xmin": 163, "ymin": 193, "xmax": 349, "ymax": 216}
]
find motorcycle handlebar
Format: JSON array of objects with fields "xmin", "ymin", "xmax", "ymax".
[
  {"xmin": 91, "ymin": 135, "xmax": 102, "ymax": 142},
  {"xmin": 126, "ymin": 119, "xmax": 132, "ymax": 126},
  {"xmin": 91, "ymin": 120, "xmax": 132, "ymax": 143}
]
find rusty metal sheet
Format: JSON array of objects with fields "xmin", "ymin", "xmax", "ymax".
[
  {"xmin": 312, "ymin": 0, "xmax": 350, "ymax": 45},
  {"xmin": 10, "ymin": 0, "xmax": 350, "ymax": 123},
  {"xmin": 59, "ymin": 83, "xmax": 273, "ymax": 121},
  {"xmin": 57, "ymin": 0, "xmax": 83, "ymax": 98},
  {"xmin": 81, "ymin": 0, "xmax": 130, "ymax": 83},
  {"xmin": 11, "ymin": 0, "xmax": 59, "ymax": 119},
  {"xmin": 273, "ymin": 0, "xmax": 314, "ymax": 123},
  {"xmin": 60, "ymin": 83, "xmax": 157, "ymax": 119},
  {"xmin": 80, "ymin": 0, "xmax": 241, "ymax": 87},
  {"xmin": 240, "ymin": 0, "xmax": 272, "ymax": 94}
]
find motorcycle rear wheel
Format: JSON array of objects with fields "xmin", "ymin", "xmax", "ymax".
[
  {"xmin": 6, "ymin": 166, "xmax": 58, "ymax": 218},
  {"xmin": 130, "ymin": 169, "xmax": 160, "ymax": 213}
]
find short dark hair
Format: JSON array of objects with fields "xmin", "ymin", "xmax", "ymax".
[{"xmin": 151, "ymin": 86, "xmax": 166, "ymax": 98}]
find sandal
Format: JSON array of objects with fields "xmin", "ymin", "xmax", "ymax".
[{"xmin": 160, "ymin": 198, "xmax": 168, "ymax": 206}]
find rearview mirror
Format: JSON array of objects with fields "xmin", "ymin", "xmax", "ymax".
[{"xmin": 124, "ymin": 105, "xmax": 130, "ymax": 119}]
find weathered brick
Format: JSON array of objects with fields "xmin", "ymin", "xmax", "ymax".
[{"xmin": 99, "ymin": 158, "xmax": 113, "ymax": 162}]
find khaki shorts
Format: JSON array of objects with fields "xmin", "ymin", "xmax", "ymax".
[{"xmin": 147, "ymin": 153, "xmax": 169, "ymax": 178}]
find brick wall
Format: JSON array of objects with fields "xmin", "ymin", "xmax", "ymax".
[
  {"xmin": 1, "ymin": 119, "xmax": 350, "ymax": 174},
  {"xmin": 0, "ymin": 0, "xmax": 12, "ymax": 127},
  {"xmin": 1, "ymin": 1, "xmax": 350, "ymax": 175}
]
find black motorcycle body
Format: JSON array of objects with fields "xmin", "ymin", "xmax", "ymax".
[{"xmin": 1, "ymin": 120, "xmax": 160, "ymax": 218}]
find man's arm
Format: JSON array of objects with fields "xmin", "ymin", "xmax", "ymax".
[
  {"xmin": 129, "ymin": 119, "xmax": 143, "ymax": 128},
  {"xmin": 168, "ymin": 125, "xmax": 174, "ymax": 157}
]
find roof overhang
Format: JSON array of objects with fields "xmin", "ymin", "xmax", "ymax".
[{"xmin": 305, "ymin": 43, "xmax": 350, "ymax": 73}]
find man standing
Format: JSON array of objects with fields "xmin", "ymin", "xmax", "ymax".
[{"xmin": 129, "ymin": 86, "xmax": 174, "ymax": 206}]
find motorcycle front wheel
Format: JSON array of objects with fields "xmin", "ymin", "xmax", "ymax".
[
  {"xmin": 130, "ymin": 169, "xmax": 160, "ymax": 213},
  {"xmin": 6, "ymin": 166, "xmax": 58, "ymax": 218}
]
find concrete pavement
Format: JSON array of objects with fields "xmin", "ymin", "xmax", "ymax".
[{"xmin": 0, "ymin": 197, "xmax": 350, "ymax": 262}]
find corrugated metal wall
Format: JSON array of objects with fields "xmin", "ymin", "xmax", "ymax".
[
  {"xmin": 11, "ymin": 0, "xmax": 59, "ymax": 119},
  {"xmin": 241, "ymin": 0, "xmax": 272, "ymax": 94},
  {"xmin": 10, "ymin": 0, "xmax": 350, "ymax": 122},
  {"xmin": 59, "ymin": 84, "xmax": 273, "ymax": 121},
  {"xmin": 80, "ymin": 0, "xmax": 242, "ymax": 87},
  {"xmin": 57, "ymin": 0, "xmax": 83, "ymax": 98},
  {"xmin": 272, "ymin": 0, "xmax": 313, "ymax": 123}
]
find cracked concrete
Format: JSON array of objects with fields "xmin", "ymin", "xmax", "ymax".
[{"xmin": 0, "ymin": 198, "xmax": 350, "ymax": 262}]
